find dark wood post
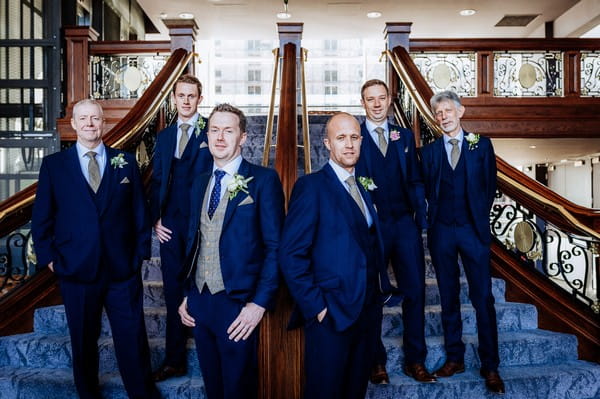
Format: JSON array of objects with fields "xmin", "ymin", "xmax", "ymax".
[
  {"xmin": 384, "ymin": 22, "xmax": 412, "ymax": 100},
  {"xmin": 162, "ymin": 19, "xmax": 199, "ymax": 74},
  {"xmin": 63, "ymin": 26, "xmax": 99, "ymax": 106}
]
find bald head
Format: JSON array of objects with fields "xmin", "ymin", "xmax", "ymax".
[{"xmin": 324, "ymin": 112, "xmax": 362, "ymax": 173}]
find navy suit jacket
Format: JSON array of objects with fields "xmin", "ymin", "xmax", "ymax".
[
  {"xmin": 181, "ymin": 159, "xmax": 284, "ymax": 310},
  {"xmin": 31, "ymin": 145, "xmax": 150, "ymax": 282},
  {"xmin": 149, "ymin": 117, "xmax": 211, "ymax": 223},
  {"xmin": 279, "ymin": 163, "xmax": 391, "ymax": 332},
  {"xmin": 420, "ymin": 133, "xmax": 497, "ymax": 244},
  {"xmin": 355, "ymin": 122, "xmax": 427, "ymax": 229}
]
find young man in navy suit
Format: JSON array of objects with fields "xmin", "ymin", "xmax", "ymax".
[
  {"xmin": 355, "ymin": 79, "xmax": 435, "ymax": 384},
  {"xmin": 421, "ymin": 90, "xmax": 504, "ymax": 394},
  {"xmin": 178, "ymin": 104, "xmax": 284, "ymax": 399},
  {"xmin": 150, "ymin": 74, "xmax": 212, "ymax": 381},
  {"xmin": 31, "ymin": 99, "xmax": 159, "ymax": 399},
  {"xmin": 279, "ymin": 112, "xmax": 391, "ymax": 399}
]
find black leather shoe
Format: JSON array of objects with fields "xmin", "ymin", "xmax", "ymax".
[
  {"xmin": 369, "ymin": 364, "xmax": 390, "ymax": 384},
  {"xmin": 403, "ymin": 363, "xmax": 437, "ymax": 383},
  {"xmin": 433, "ymin": 361, "xmax": 465, "ymax": 377},
  {"xmin": 152, "ymin": 364, "xmax": 187, "ymax": 382},
  {"xmin": 480, "ymin": 370, "xmax": 505, "ymax": 394}
]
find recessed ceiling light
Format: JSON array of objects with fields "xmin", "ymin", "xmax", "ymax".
[
  {"xmin": 529, "ymin": 145, "xmax": 536, "ymax": 149},
  {"xmin": 179, "ymin": 12, "xmax": 194, "ymax": 19},
  {"xmin": 367, "ymin": 11, "xmax": 382, "ymax": 19},
  {"xmin": 459, "ymin": 9, "xmax": 476, "ymax": 16},
  {"xmin": 277, "ymin": 12, "xmax": 291, "ymax": 19},
  {"xmin": 159, "ymin": 12, "xmax": 168, "ymax": 19}
]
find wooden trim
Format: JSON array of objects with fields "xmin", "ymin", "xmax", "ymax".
[
  {"xmin": 477, "ymin": 51, "xmax": 493, "ymax": 96},
  {"xmin": 564, "ymin": 51, "xmax": 581, "ymax": 97},
  {"xmin": 89, "ymin": 40, "xmax": 171, "ymax": 55},
  {"xmin": 409, "ymin": 38, "xmax": 600, "ymax": 51}
]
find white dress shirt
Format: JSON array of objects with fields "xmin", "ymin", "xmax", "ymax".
[
  {"xmin": 174, "ymin": 113, "xmax": 200, "ymax": 158},
  {"xmin": 76, "ymin": 141, "xmax": 106, "ymax": 184},
  {"xmin": 328, "ymin": 159, "xmax": 373, "ymax": 227},
  {"xmin": 365, "ymin": 119, "xmax": 390, "ymax": 147},
  {"xmin": 207, "ymin": 154, "xmax": 244, "ymax": 211},
  {"xmin": 443, "ymin": 129, "xmax": 464, "ymax": 166}
]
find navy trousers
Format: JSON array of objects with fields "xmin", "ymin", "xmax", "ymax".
[
  {"xmin": 59, "ymin": 271, "xmax": 159, "ymax": 399},
  {"xmin": 159, "ymin": 209, "xmax": 190, "ymax": 368},
  {"xmin": 187, "ymin": 285, "xmax": 258, "ymax": 399},
  {"xmin": 428, "ymin": 222, "xmax": 500, "ymax": 372}
]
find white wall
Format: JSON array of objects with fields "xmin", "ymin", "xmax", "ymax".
[{"xmin": 547, "ymin": 162, "xmax": 593, "ymax": 207}]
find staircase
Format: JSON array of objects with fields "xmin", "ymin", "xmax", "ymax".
[{"xmin": 0, "ymin": 116, "xmax": 599, "ymax": 399}]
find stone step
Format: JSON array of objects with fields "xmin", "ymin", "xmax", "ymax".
[
  {"xmin": 366, "ymin": 361, "xmax": 600, "ymax": 399},
  {"xmin": 0, "ymin": 367, "xmax": 207, "ymax": 399},
  {"xmin": 383, "ymin": 329, "xmax": 578, "ymax": 372}
]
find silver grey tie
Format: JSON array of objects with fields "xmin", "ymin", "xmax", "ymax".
[
  {"xmin": 375, "ymin": 127, "xmax": 387, "ymax": 156},
  {"xmin": 178, "ymin": 123, "xmax": 191, "ymax": 158},
  {"xmin": 345, "ymin": 176, "xmax": 366, "ymax": 219},
  {"xmin": 86, "ymin": 151, "xmax": 100, "ymax": 193},
  {"xmin": 449, "ymin": 138, "xmax": 460, "ymax": 170}
]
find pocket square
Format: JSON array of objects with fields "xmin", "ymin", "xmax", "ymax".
[
  {"xmin": 238, "ymin": 195, "xmax": 254, "ymax": 206},
  {"xmin": 120, "ymin": 177, "xmax": 130, "ymax": 184},
  {"xmin": 199, "ymin": 141, "xmax": 208, "ymax": 148},
  {"xmin": 404, "ymin": 146, "xmax": 409, "ymax": 153}
]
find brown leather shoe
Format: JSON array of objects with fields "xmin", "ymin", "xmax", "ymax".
[
  {"xmin": 369, "ymin": 364, "xmax": 390, "ymax": 384},
  {"xmin": 480, "ymin": 370, "xmax": 505, "ymax": 394},
  {"xmin": 152, "ymin": 364, "xmax": 187, "ymax": 382},
  {"xmin": 403, "ymin": 363, "xmax": 437, "ymax": 383},
  {"xmin": 433, "ymin": 361, "xmax": 465, "ymax": 377}
]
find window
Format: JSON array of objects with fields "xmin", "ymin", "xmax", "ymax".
[
  {"xmin": 247, "ymin": 40, "xmax": 261, "ymax": 55},
  {"xmin": 248, "ymin": 85, "xmax": 261, "ymax": 95},
  {"xmin": 248, "ymin": 70, "xmax": 261, "ymax": 81},
  {"xmin": 324, "ymin": 40, "xmax": 338, "ymax": 52},
  {"xmin": 215, "ymin": 85, "xmax": 222, "ymax": 94},
  {"xmin": 215, "ymin": 69, "xmax": 222, "ymax": 78},
  {"xmin": 325, "ymin": 86, "xmax": 338, "ymax": 95},
  {"xmin": 324, "ymin": 70, "xmax": 338, "ymax": 82}
]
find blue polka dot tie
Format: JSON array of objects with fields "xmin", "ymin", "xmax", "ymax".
[{"xmin": 208, "ymin": 169, "xmax": 226, "ymax": 219}]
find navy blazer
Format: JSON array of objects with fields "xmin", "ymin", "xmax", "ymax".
[
  {"xmin": 149, "ymin": 117, "xmax": 211, "ymax": 223},
  {"xmin": 420, "ymin": 133, "xmax": 497, "ymax": 243},
  {"xmin": 355, "ymin": 122, "xmax": 427, "ymax": 228},
  {"xmin": 31, "ymin": 146, "xmax": 150, "ymax": 282},
  {"xmin": 279, "ymin": 163, "xmax": 390, "ymax": 332},
  {"xmin": 181, "ymin": 159, "xmax": 284, "ymax": 310}
]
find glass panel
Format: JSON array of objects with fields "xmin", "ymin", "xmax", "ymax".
[
  {"xmin": 8, "ymin": 47, "xmax": 20, "ymax": 78},
  {"xmin": 7, "ymin": 0, "xmax": 20, "ymax": 39},
  {"xmin": 494, "ymin": 51, "xmax": 563, "ymax": 97},
  {"xmin": 581, "ymin": 51, "xmax": 600, "ymax": 97},
  {"xmin": 410, "ymin": 52, "xmax": 477, "ymax": 97}
]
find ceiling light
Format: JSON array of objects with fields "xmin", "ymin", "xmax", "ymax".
[
  {"xmin": 159, "ymin": 12, "xmax": 168, "ymax": 19},
  {"xmin": 592, "ymin": 157, "xmax": 599, "ymax": 164},
  {"xmin": 529, "ymin": 145, "xmax": 536, "ymax": 149},
  {"xmin": 179, "ymin": 12, "xmax": 194, "ymax": 19},
  {"xmin": 560, "ymin": 159, "xmax": 567, "ymax": 163},
  {"xmin": 548, "ymin": 165, "xmax": 555, "ymax": 171},
  {"xmin": 277, "ymin": 12, "xmax": 291, "ymax": 19},
  {"xmin": 367, "ymin": 11, "xmax": 382, "ymax": 19},
  {"xmin": 574, "ymin": 160, "xmax": 585, "ymax": 167},
  {"xmin": 459, "ymin": 9, "xmax": 476, "ymax": 16}
]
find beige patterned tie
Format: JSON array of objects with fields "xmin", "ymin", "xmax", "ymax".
[
  {"xmin": 374, "ymin": 127, "xmax": 387, "ymax": 156},
  {"xmin": 178, "ymin": 123, "xmax": 191, "ymax": 158},
  {"xmin": 345, "ymin": 176, "xmax": 366, "ymax": 219},
  {"xmin": 86, "ymin": 151, "xmax": 100, "ymax": 193},
  {"xmin": 449, "ymin": 138, "xmax": 460, "ymax": 170}
]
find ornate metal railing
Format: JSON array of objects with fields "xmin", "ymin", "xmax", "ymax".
[{"xmin": 387, "ymin": 47, "xmax": 600, "ymax": 313}]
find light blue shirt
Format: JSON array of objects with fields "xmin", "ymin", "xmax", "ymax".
[
  {"xmin": 365, "ymin": 119, "xmax": 390, "ymax": 147},
  {"xmin": 174, "ymin": 113, "xmax": 200, "ymax": 158},
  {"xmin": 443, "ymin": 129, "xmax": 464, "ymax": 166},
  {"xmin": 76, "ymin": 141, "xmax": 106, "ymax": 185},
  {"xmin": 207, "ymin": 154, "xmax": 244, "ymax": 210},
  {"xmin": 328, "ymin": 159, "xmax": 373, "ymax": 227}
]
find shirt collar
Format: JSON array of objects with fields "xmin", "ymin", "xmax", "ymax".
[
  {"xmin": 443, "ymin": 129, "xmax": 464, "ymax": 145},
  {"xmin": 177, "ymin": 113, "xmax": 199, "ymax": 129},
  {"xmin": 328, "ymin": 159, "xmax": 355, "ymax": 184},
  {"xmin": 365, "ymin": 118, "xmax": 389, "ymax": 135},
  {"xmin": 76, "ymin": 141, "xmax": 105, "ymax": 159},
  {"xmin": 213, "ymin": 154, "xmax": 243, "ymax": 177}
]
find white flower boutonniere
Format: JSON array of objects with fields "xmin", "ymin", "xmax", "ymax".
[
  {"xmin": 465, "ymin": 133, "xmax": 480, "ymax": 150},
  {"xmin": 358, "ymin": 176, "xmax": 377, "ymax": 191},
  {"xmin": 390, "ymin": 130, "xmax": 400, "ymax": 141},
  {"xmin": 227, "ymin": 174, "xmax": 254, "ymax": 200},
  {"xmin": 110, "ymin": 153, "xmax": 128, "ymax": 169},
  {"xmin": 194, "ymin": 118, "xmax": 206, "ymax": 137}
]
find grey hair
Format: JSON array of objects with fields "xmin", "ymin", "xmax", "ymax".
[
  {"xmin": 430, "ymin": 90, "xmax": 462, "ymax": 111},
  {"xmin": 72, "ymin": 99, "xmax": 104, "ymax": 118}
]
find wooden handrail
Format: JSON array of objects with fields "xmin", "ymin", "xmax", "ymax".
[
  {"xmin": 89, "ymin": 40, "xmax": 171, "ymax": 55},
  {"xmin": 262, "ymin": 48, "xmax": 280, "ymax": 167},
  {"xmin": 300, "ymin": 48, "xmax": 311, "ymax": 174},
  {"xmin": 409, "ymin": 38, "xmax": 600, "ymax": 51}
]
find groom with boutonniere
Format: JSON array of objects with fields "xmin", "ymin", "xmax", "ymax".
[{"xmin": 177, "ymin": 103, "xmax": 285, "ymax": 399}]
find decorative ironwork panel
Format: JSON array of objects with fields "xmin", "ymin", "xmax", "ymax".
[
  {"xmin": 581, "ymin": 51, "xmax": 600, "ymax": 97},
  {"xmin": 410, "ymin": 52, "xmax": 476, "ymax": 97},
  {"xmin": 491, "ymin": 191, "xmax": 599, "ymax": 312},
  {"xmin": 494, "ymin": 51, "xmax": 563, "ymax": 97},
  {"xmin": 90, "ymin": 55, "xmax": 168, "ymax": 100},
  {"xmin": 0, "ymin": 225, "xmax": 38, "ymax": 296}
]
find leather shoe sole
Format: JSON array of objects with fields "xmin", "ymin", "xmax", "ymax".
[
  {"xmin": 403, "ymin": 364, "xmax": 437, "ymax": 383},
  {"xmin": 433, "ymin": 361, "xmax": 465, "ymax": 377},
  {"xmin": 480, "ymin": 370, "xmax": 505, "ymax": 394},
  {"xmin": 369, "ymin": 364, "xmax": 390, "ymax": 385}
]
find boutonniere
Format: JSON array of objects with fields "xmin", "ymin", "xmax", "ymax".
[
  {"xmin": 227, "ymin": 174, "xmax": 254, "ymax": 200},
  {"xmin": 194, "ymin": 118, "xmax": 206, "ymax": 137},
  {"xmin": 110, "ymin": 153, "xmax": 128, "ymax": 169},
  {"xmin": 465, "ymin": 133, "xmax": 480, "ymax": 150},
  {"xmin": 358, "ymin": 176, "xmax": 377, "ymax": 191},
  {"xmin": 390, "ymin": 130, "xmax": 400, "ymax": 141}
]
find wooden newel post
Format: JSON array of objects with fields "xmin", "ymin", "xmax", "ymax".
[
  {"xmin": 384, "ymin": 22, "xmax": 412, "ymax": 101},
  {"xmin": 162, "ymin": 19, "xmax": 199, "ymax": 75},
  {"xmin": 63, "ymin": 26, "xmax": 99, "ymax": 107}
]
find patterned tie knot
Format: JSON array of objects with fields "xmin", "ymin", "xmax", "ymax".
[
  {"xmin": 86, "ymin": 151, "xmax": 97, "ymax": 159},
  {"xmin": 449, "ymin": 138, "xmax": 459, "ymax": 147},
  {"xmin": 214, "ymin": 169, "xmax": 226, "ymax": 182},
  {"xmin": 208, "ymin": 169, "xmax": 227, "ymax": 219}
]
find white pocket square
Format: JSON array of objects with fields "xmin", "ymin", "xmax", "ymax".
[
  {"xmin": 404, "ymin": 146, "xmax": 409, "ymax": 153},
  {"xmin": 238, "ymin": 195, "xmax": 254, "ymax": 206},
  {"xmin": 120, "ymin": 177, "xmax": 130, "ymax": 184},
  {"xmin": 199, "ymin": 141, "xmax": 208, "ymax": 148}
]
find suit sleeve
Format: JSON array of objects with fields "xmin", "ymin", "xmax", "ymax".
[
  {"xmin": 149, "ymin": 134, "xmax": 164, "ymax": 224},
  {"xmin": 405, "ymin": 131, "xmax": 428, "ymax": 229},
  {"xmin": 31, "ymin": 158, "xmax": 57, "ymax": 267},
  {"xmin": 129, "ymin": 153, "xmax": 151, "ymax": 262},
  {"xmin": 485, "ymin": 137, "xmax": 498, "ymax": 211},
  {"xmin": 278, "ymin": 177, "xmax": 326, "ymax": 320},
  {"xmin": 251, "ymin": 170, "xmax": 285, "ymax": 310}
]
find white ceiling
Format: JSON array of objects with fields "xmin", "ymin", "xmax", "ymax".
[
  {"xmin": 140, "ymin": 0, "xmax": 587, "ymax": 40},
  {"xmin": 493, "ymin": 138, "xmax": 600, "ymax": 167}
]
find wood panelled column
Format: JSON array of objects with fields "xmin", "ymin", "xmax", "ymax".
[
  {"xmin": 477, "ymin": 51, "xmax": 494, "ymax": 96},
  {"xmin": 162, "ymin": 19, "xmax": 198, "ymax": 74},
  {"xmin": 384, "ymin": 22, "xmax": 412, "ymax": 100},
  {"xmin": 564, "ymin": 51, "xmax": 580, "ymax": 97},
  {"xmin": 63, "ymin": 26, "xmax": 98, "ymax": 106}
]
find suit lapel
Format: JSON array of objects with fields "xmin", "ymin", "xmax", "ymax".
[
  {"xmin": 434, "ymin": 138, "xmax": 445, "ymax": 198},
  {"xmin": 222, "ymin": 159, "xmax": 251, "ymax": 230},
  {"xmin": 359, "ymin": 123, "xmax": 375, "ymax": 175},
  {"xmin": 65, "ymin": 146, "xmax": 91, "ymax": 196},
  {"xmin": 391, "ymin": 125, "xmax": 408, "ymax": 181},
  {"xmin": 192, "ymin": 172, "xmax": 211, "ymax": 232},
  {"xmin": 163, "ymin": 124, "xmax": 177, "ymax": 177},
  {"xmin": 97, "ymin": 147, "xmax": 118, "ymax": 216},
  {"xmin": 461, "ymin": 131, "xmax": 472, "ymax": 181}
]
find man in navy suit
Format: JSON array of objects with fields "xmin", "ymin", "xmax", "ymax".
[
  {"xmin": 149, "ymin": 74, "xmax": 212, "ymax": 381},
  {"xmin": 355, "ymin": 79, "xmax": 435, "ymax": 384},
  {"xmin": 279, "ymin": 112, "xmax": 391, "ymax": 399},
  {"xmin": 178, "ymin": 103, "xmax": 284, "ymax": 399},
  {"xmin": 421, "ymin": 90, "xmax": 504, "ymax": 394},
  {"xmin": 31, "ymin": 99, "xmax": 159, "ymax": 399}
]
